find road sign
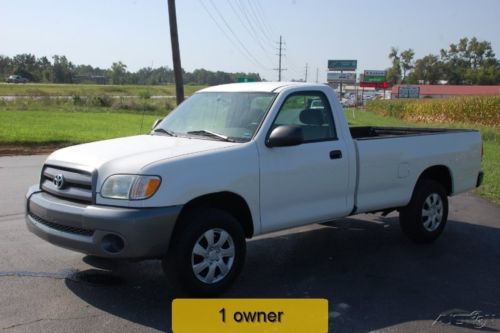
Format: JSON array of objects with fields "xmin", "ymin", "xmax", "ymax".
[
  {"xmin": 360, "ymin": 81, "xmax": 390, "ymax": 89},
  {"xmin": 328, "ymin": 60, "xmax": 357, "ymax": 71},
  {"xmin": 398, "ymin": 85, "xmax": 420, "ymax": 98},
  {"xmin": 364, "ymin": 70, "xmax": 385, "ymax": 77},
  {"xmin": 327, "ymin": 72, "xmax": 356, "ymax": 84},
  {"xmin": 363, "ymin": 70, "xmax": 386, "ymax": 83},
  {"xmin": 237, "ymin": 77, "xmax": 256, "ymax": 83}
]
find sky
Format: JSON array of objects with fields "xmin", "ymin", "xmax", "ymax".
[{"xmin": 1, "ymin": 0, "xmax": 500, "ymax": 81}]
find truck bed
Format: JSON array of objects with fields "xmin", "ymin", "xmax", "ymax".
[
  {"xmin": 349, "ymin": 126, "xmax": 475, "ymax": 140},
  {"xmin": 349, "ymin": 127, "xmax": 481, "ymax": 214}
]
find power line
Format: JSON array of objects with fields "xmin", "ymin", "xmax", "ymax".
[
  {"xmin": 235, "ymin": 0, "xmax": 274, "ymax": 49},
  {"xmin": 197, "ymin": 0, "xmax": 270, "ymax": 70},
  {"xmin": 239, "ymin": 0, "xmax": 274, "ymax": 46},
  {"xmin": 246, "ymin": 0, "xmax": 275, "ymax": 44},
  {"xmin": 207, "ymin": 0, "xmax": 271, "ymax": 70},
  {"xmin": 226, "ymin": 0, "xmax": 274, "ymax": 63},
  {"xmin": 253, "ymin": 0, "xmax": 276, "ymax": 38}
]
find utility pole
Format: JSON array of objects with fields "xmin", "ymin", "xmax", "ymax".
[
  {"xmin": 304, "ymin": 63, "xmax": 308, "ymax": 82},
  {"xmin": 168, "ymin": 0, "xmax": 184, "ymax": 105},
  {"xmin": 274, "ymin": 35, "xmax": 286, "ymax": 81},
  {"xmin": 315, "ymin": 67, "xmax": 319, "ymax": 83}
]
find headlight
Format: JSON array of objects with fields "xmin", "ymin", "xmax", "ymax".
[{"xmin": 101, "ymin": 175, "xmax": 161, "ymax": 200}]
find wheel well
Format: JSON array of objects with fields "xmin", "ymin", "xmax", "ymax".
[
  {"xmin": 176, "ymin": 192, "xmax": 254, "ymax": 238},
  {"xmin": 417, "ymin": 165, "xmax": 453, "ymax": 195}
]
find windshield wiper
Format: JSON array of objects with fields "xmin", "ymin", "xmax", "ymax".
[
  {"xmin": 187, "ymin": 130, "xmax": 235, "ymax": 142},
  {"xmin": 152, "ymin": 128, "xmax": 176, "ymax": 136}
]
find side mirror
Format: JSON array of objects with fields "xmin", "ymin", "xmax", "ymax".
[
  {"xmin": 151, "ymin": 118, "xmax": 163, "ymax": 130},
  {"xmin": 266, "ymin": 125, "xmax": 304, "ymax": 148}
]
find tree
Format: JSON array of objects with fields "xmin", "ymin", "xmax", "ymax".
[
  {"xmin": 0, "ymin": 55, "xmax": 13, "ymax": 78},
  {"xmin": 407, "ymin": 55, "xmax": 442, "ymax": 84},
  {"xmin": 400, "ymin": 49, "xmax": 415, "ymax": 82},
  {"xmin": 440, "ymin": 37, "xmax": 499, "ymax": 84},
  {"xmin": 386, "ymin": 47, "xmax": 401, "ymax": 85},
  {"xmin": 52, "ymin": 55, "xmax": 74, "ymax": 83},
  {"xmin": 110, "ymin": 61, "xmax": 127, "ymax": 84},
  {"xmin": 12, "ymin": 54, "xmax": 38, "ymax": 81},
  {"xmin": 37, "ymin": 56, "xmax": 52, "ymax": 82}
]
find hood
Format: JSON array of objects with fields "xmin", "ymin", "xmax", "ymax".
[{"xmin": 46, "ymin": 135, "xmax": 237, "ymax": 173}]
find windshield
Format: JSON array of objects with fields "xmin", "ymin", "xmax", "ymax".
[{"xmin": 155, "ymin": 92, "xmax": 276, "ymax": 142}]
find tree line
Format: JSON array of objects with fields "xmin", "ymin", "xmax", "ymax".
[
  {"xmin": 0, "ymin": 54, "xmax": 261, "ymax": 85},
  {"xmin": 386, "ymin": 37, "xmax": 500, "ymax": 85}
]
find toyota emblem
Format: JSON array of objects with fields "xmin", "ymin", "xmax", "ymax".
[{"xmin": 53, "ymin": 174, "xmax": 65, "ymax": 189}]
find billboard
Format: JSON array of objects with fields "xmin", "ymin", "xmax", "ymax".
[
  {"xmin": 363, "ymin": 70, "xmax": 386, "ymax": 83},
  {"xmin": 399, "ymin": 85, "xmax": 420, "ymax": 98},
  {"xmin": 360, "ymin": 81, "xmax": 390, "ymax": 89},
  {"xmin": 328, "ymin": 60, "xmax": 357, "ymax": 71},
  {"xmin": 327, "ymin": 72, "xmax": 356, "ymax": 84}
]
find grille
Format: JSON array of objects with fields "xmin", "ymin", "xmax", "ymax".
[
  {"xmin": 41, "ymin": 164, "xmax": 94, "ymax": 203},
  {"xmin": 29, "ymin": 213, "xmax": 94, "ymax": 237}
]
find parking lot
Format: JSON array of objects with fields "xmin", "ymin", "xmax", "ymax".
[{"xmin": 0, "ymin": 155, "xmax": 499, "ymax": 332}]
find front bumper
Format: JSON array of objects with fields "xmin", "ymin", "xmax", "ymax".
[{"xmin": 25, "ymin": 185, "xmax": 182, "ymax": 259}]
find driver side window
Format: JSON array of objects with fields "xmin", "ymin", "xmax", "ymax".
[{"xmin": 273, "ymin": 92, "xmax": 337, "ymax": 142}]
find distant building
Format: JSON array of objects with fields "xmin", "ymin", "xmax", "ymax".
[{"xmin": 391, "ymin": 85, "xmax": 500, "ymax": 99}]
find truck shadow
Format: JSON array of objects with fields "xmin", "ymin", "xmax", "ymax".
[{"xmin": 65, "ymin": 215, "xmax": 500, "ymax": 332}]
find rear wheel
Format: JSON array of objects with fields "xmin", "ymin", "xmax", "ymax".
[
  {"xmin": 399, "ymin": 180, "xmax": 448, "ymax": 243},
  {"xmin": 163, "ymin": 207, "xmax": 246, "ymax": 296}
]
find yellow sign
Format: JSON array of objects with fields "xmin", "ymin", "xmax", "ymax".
[{"xmin": 172, "ymin": 298, "xmax": 328, "ymax": 333}]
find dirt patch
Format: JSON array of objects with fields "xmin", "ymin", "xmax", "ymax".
[{"xmin": 0, "ymin": 143, "xmax": 68, "ymax": 156}]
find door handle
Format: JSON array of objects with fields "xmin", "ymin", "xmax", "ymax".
[{"xmin": 329, "ymin": 150, "xmax": 342, "ymax": 159}]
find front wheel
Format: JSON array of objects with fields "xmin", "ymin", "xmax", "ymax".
[
  {"xmin": 163, "ymin": 208, "xmax": 246, "ymax": 296},
  {"xmin": 399, "ymin": 180, "xmax": 449, "ymax": 243}
]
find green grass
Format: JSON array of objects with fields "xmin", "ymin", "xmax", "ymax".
[
  {"xmin": 0, "ymin": 83, "xmax": 205, "ymax": 97},
  {"xmin": 0, "ymin": 95, "xmax": 175, "ymax": 114},
  {"xmin": 0, "ymin": 110, "xmax": 160, "ymax": 145},
  {"xmin": 345, "ymin": 108, "xmax": 499, "ymax": 204}
]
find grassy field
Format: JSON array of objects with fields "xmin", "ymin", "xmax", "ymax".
[
  {"xmin": 345, "ymin": 108, "xmax": 499, "ymax": 204},
  {"xmin": 0, "ymin": 83, "xmax": 205, "ymax": 96},
  {"xmin": 0, "ymin": 94, "xmax": 176, "ymax": 114},
  {"xmin": 366, "ymin": 96, "xmax": 499, "ymax": 127},
  {"xmin": 0, "ymin": 110, "xmax": 161, "ymax": 145},
  {"xmin": 0, "ymin": 95, "xmax": 173, "ymax": 147}
]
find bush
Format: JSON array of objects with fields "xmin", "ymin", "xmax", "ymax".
[
  {"xmin": 88, "ymin": 95, "xmax": 113, "ymax": 107},
  {"xmin": 72, "ymin": 95, "xmax": 84, "ymax": 106}
]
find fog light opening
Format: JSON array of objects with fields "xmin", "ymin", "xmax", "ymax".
[{"xmin": 101, "ymin": 234, "xmax": 125, "ymax": 254}]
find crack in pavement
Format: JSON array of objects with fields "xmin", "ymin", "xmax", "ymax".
[
  {"xmin": 0, "ymin": 213, "xmax": 24, "ymax": 220},
  {"xmin": 0, "ymin": 269, "xmax": 79, "ymax": 281},
  {"xmin": 2, "ymin": 314, "xmax": 103, "ymax": 330}
]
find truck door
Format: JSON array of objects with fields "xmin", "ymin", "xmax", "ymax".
[{"xmin": 258, "ymin": 91, "xmax": 351, "ymax": 233}]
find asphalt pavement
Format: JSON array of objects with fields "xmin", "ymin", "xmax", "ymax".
[{"xmin": 0, "ymin": 155, "xmax": 499, "ymax": 332}]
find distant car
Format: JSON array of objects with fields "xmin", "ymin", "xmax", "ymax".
[
  {"xmin": 340, "ymin": 98, "xmax": 355, "ymax": 107},
  {"xmin": 6, "ymin": 75, "xmax": 28, "ymax": 83}
]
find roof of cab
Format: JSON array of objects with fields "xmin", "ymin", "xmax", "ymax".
[{"xmin": 198, "ymin": 81, "xmax": 325, "ymax": 93}]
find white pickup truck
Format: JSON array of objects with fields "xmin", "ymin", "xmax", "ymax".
[{"xmin": 26, "ymin": 82, "xmax": 483, "ymax": 295}]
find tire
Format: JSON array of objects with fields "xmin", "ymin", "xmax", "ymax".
[
  {"xmin": 162, "ymin": 207, "xmax": 246, "ymax": 296},
  {"xmin": 399, "ymin": 179, "xmax": 448, "ymax": 243}
]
